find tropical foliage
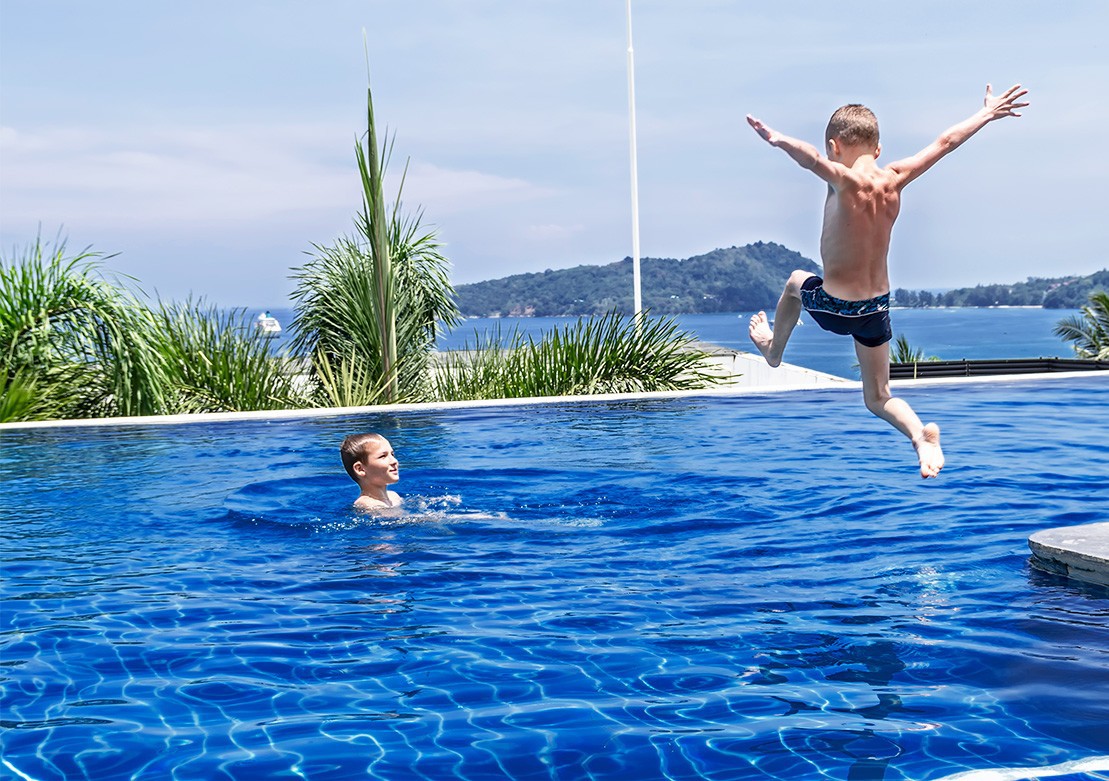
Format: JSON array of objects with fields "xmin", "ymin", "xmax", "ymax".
[
  {"xmin": 3, "ymin": 75, "xmax": 728, "ymax": 423},
  {"xmin": 888, "ymin": 334, "xmax": 939, "ymax": 364},
  {"xmin": 148, "ymin": 298, "xmax": 304, "ymax": 413},
  {"xmin": 433, "ymin": 312, "xmax": 728, "ymax": 400},
  {"xmin": 289, "ymin": 78, "xmax": 459, "ymax": 406},
  {"xmin": 0, "ymin": 237, "xmax": 303, "ymax": 423},
  {"xmin": 1054, "ymin": 291, "xmax": 1109, "ymax": 360},
  {"xmin": 1, "ymin": 238, "xmax": 160, "ymax": 421}
]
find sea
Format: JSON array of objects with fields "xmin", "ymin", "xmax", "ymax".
[{"xmin": 251, "ymin": 306, "xmax": 1081, "ymax": 379}]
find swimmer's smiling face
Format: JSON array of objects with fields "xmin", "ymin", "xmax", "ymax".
[{"xmin": 356, "ymin": 437, "xmax": 399, "ymax": 486}]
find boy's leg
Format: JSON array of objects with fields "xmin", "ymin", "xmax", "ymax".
[
  {"xmin": 749, "ymin": 270, "xmax": 811, "ymax": 367},
  {"xmin": 855, "ymin": 340, "xmax": 945, "ymax": 479}
]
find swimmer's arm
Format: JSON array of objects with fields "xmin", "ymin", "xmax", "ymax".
[
  {"xmin": 889, "ymin": 83, "xmax": 1028, "ymax": 188},
  {"xmin": 746, "ymin": 115, "xmax": 846, "ymax": 186}
]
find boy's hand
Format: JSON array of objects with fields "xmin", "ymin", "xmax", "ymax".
[
  {"xmin": 746, "ymin": 114, "xmax": 778, "ymax": 145},
  {"xmin": 983, "ymin": 83, "xmax": 1029, "ymax": 120}
]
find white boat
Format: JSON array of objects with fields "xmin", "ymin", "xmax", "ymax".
[{"xmin": 256, "ymin": 311, "xmax": 282, "ymax": 336}]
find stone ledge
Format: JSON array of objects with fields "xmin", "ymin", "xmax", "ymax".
[{"xmin": 1028, "ymin": 522, "xmax": 1109, "ymax": 587}]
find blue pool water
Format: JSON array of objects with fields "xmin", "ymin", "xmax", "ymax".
[{"xmin": 2, "ymin": 378, "xmax": 1108, "ymax": 780}]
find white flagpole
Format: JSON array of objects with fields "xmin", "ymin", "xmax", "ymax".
[{"xmin": 625, "ymin": 0, "xmax": 643, "ymax": 318}]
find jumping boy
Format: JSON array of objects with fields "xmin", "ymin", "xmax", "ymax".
[
  {"xmin": 341, "ymin": 432, "xmax": 403, "ymax": 510},
  {"xmin": 746, "ymin": 83, "xmax": 1029, "ymax": 478}
]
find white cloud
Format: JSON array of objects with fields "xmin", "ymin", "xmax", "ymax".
[
  {"xmin": 391, "ymin": 161, "xmax": 556, "ymax": 215},
  {"xmin": 0, "ymin": 123, "xmax": 561, "ymax": 241},
  {"xmin": 0, "ymin": 123, "xmax": 356, "ymax": 228},
  {"xmin": 522, "ymin": 223, "xmax": 586, "ymax": 241}
]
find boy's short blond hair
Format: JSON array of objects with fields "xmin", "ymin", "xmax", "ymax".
[
  {"xmin": 340, "ymin": 432, "xmax": 385, "ymax": 482},
  {"xmin": 826, "ymin": 104, "xmax": 879, "ymax": 148}
]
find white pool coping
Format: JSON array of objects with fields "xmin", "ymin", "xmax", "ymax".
[
  {"xmin": 1028, "ymin": 522, "xmax": 1109, "ymax": 588},
  {"xmin": 0, "ymin": 366, "xmax": 1101, "ymax": 431}
]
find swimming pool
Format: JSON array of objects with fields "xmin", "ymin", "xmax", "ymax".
[{"xmin": 2, "ymin": 377, "xmax": 1107, "ymax": 780}]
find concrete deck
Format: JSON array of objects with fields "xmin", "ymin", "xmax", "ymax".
[
  {"xmin": 1028, "ymin": 522, "xmax": 1109, "ymax": 588},
  {"xmin": 694, "ymin": 344, "xmax": 853, "ymax": 389}
]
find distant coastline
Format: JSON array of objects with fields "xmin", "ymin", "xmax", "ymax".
[
  {"xmin": 248, "ymin": 305, "xmax": 1081, "ymax": 379},
  {"xmin": 436, "ymin": 308, "xmax": 1080, "ymax": 379},
  {"xmin": 450, "ymin": 242, "xmax": 1108, "ymax": 317}
]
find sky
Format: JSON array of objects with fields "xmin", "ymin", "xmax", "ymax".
[{"xmin": 2, "ymin": 1, "xmax": 1107, "ymax": 308}]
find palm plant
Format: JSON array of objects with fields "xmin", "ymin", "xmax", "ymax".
[
  {"xmin": 355, "ymin": 71, "xmax": 397, "ymax": 401},
  {"xmin": 0, "ymin": 365, "xmax": 68, "ymax": 424},
  {"xmin": 889, "ymin": 334, "xmax": 939, "ymax": 364},
  {"xmin": 290, "ymin": 76, "xmax": 458, "ymax": 406},
  {"xmin": 0, "ymin": 237, "xmax": 171, "ymax": 421},
  {"xmin": 150, "ymin": 298, "xmax": 307, "ymax": 413},
  {"xmin": 1054, "ymin": 291, "xmax": 1109, "ymax": 360},
  {"xmin": 1, "ymin": 237, "xmax": 308, "ymax": 422},
  {"xmin": 433, "ymin": 311, "xmax": 727, "ymax": 401}
]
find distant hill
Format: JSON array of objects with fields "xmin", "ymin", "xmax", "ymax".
[
  {"xmin": 894, "ymin": 269, "xmax": 1109, "ymax": 309},
  {"xmin": 452, "ymin": 242, "xmax": 821, "ymax": 317}
]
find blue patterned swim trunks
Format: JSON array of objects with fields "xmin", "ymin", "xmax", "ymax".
[{"xmin": 800, "ymin": 275, "xmax": 893, "ymax": 348}]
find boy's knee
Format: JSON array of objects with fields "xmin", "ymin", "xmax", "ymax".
[
  {"xmin": 863, "ymin": 389, "xmax": 890, "ymax": 415},
  {"xmin": 785, "ymin": 270, "xmax": 813, "ymax": 296}
]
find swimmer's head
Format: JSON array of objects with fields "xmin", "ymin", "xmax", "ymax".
[
  {"xmin": 826, "ymin": 104, "xmax": 879, "ymax": 149},
  {"xmin": 340, "ymin": 432, "xmax": 394, "ymax": 483}
]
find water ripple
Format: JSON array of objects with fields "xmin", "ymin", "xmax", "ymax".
[{"xmin": 2, "ymin": 378, "xmax": 1107, "ymax": 779}]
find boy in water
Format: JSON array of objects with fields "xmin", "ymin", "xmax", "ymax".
[
  {"xmin": 341, "ymin": 432, "xmax": 403, "ymax": 510},
  {"xmin": 746, "ymin": 84, "xmax": 1029, "ymax": 478}
]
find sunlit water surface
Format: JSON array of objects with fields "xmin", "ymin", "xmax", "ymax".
[{"xmin": 2, "ymin": 378, "xmax": 1107, "ymax": 780}]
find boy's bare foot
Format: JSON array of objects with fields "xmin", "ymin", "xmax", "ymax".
[
  {"xmin": 748, "ymin": 311, "xmax": 780, "ymax": 367},
  {"xmin": 913, "ymin": 423, "xmax": 944, "ymax": 479}
]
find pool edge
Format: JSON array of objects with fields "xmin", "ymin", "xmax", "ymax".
[
  {"xmin": 1028, "ymin": 522, "xmax": 1109, "ymax": 588},
  {"xmin": 0, "ymin": 369, "xmax": 1103, "ymax": 431}
]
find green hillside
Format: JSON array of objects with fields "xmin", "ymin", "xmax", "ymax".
[
  {"xmin": 894, "ymin": 268, "xmax": 1109, "ymax": 309},
  {"xmin": 452, "ymin": 242, "xmax": 821, "ymax": 317}
]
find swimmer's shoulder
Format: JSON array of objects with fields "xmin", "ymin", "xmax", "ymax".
[{"xmin": 353, "ymin": 492, "xmax": 403, "ymax": 511}]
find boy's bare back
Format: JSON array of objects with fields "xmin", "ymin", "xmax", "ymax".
[{"xmin": 818, "ymin": 158, "xmax": 903, "ymax": 301}]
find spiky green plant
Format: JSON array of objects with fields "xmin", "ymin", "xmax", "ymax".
[
  {"xmin": 290, "ymin": 71, "xmax": 458, "ymax": 406},
  {"xmin": 433, "ymin": 312, "xmax": 728, "ymax": 401},
  {"xmin": 1, "ymin": 237, "xmax": 308, "ymax": 421},
  {"xmin": 311, "ymin": 348, "xmax": 395, "ymax": 408},
  {"xmin": 0, "ymin": 366, "xmax": 66, "ymax": 423},
  {"xmin": 150, "ymin": 298, "xmax": 307, "ymax": 413},
  {"xmin": 354, "ymin": 69, "xmax": 397, "ymax": 401},
  {"xmin": 290, "ymin": 232, "xmax": 452, "ymax": 405},
  {"xmin": 1054, "ymin": 291, "xmax": 1109, "ymax": 360},
  {"xmin": 889, "ymin": 334, "xmax": 939, "ymax": 364},
  {"xmin": 0, "ymin": 237, "xmax": 172, "ymax": 420}
]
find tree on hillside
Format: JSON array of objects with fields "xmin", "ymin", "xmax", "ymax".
[{"xmin": 451, "ymin": 242, "xmax": 820, "ymax": 317}]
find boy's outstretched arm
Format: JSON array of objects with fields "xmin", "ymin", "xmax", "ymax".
[
  {"xmin": 890, "ymin": 83, "xmax": 1029, "ymax": 187},
  {"xmin": 746, "ymin": 114, "xmax": 842, "ymax": 184}
]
